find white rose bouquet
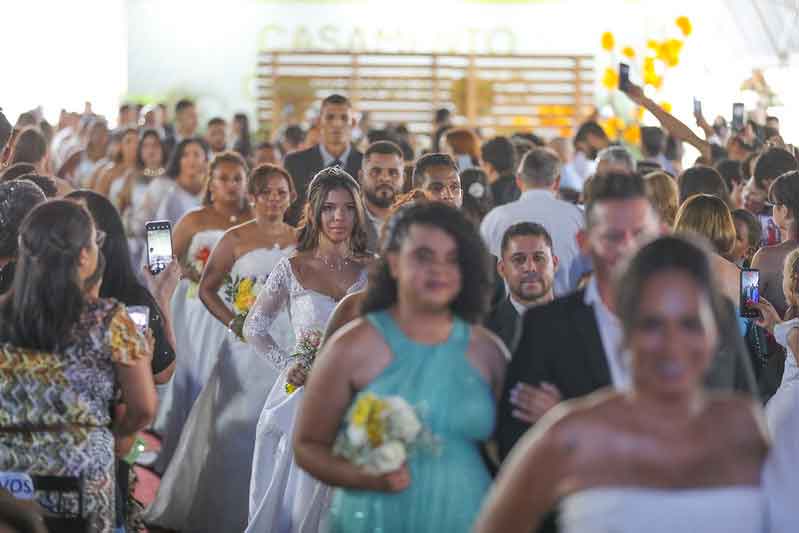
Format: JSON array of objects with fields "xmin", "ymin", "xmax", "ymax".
[{"xmin": 333, "ymin": 393, "xmax": 437, "ymax": 474}]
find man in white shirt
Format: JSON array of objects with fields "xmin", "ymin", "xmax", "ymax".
[
  {"xmin": 560, "ymin": 121, "xmax": 609, "ymax": 191},
  {"xmin": 480, "ymin": 147, "xmax": 584, "ymax": 296}
]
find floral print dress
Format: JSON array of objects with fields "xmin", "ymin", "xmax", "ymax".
[{"xmin": 0, "ymin": 299, "xmax": 149, "ymax": 533}]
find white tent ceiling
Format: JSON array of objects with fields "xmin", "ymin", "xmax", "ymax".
[{"xmin": 726, "ymin": 0, "xmax": 799, "ymax": 64}]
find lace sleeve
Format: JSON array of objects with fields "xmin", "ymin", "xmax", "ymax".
[{"xmin": 244, "ymin": 257, "xmax": 292, "ymax": 370}]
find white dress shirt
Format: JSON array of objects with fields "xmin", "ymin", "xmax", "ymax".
[
  {"xmin": 584, "ymin": 277, "xmax": 630, "ymax": 390},
  {"xmin": 480, "ymin": 189, "xmax": 585, "ymax": 296},
  {"xmin": 319, "ymin": 143, "xmax": 352, "ymax": 168},
  {"xmin": 561, "ymin": 151, "xmax": 597, "ymax": 192}
]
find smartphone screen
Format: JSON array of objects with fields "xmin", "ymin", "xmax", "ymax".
[
  {"xmin": 127, "ymin": 305, "xmax": 150, "ymax": 333},
  {"xmin": 740, "ymin": 269, "xmax": 760, "ymax": 318},
  {"xmin": 693, "ymin": 98, "xmax": 702, "ymax": 115},
  {"xmin": 618, "ymin": 62, "xmax": 630, "ymax": 92},
  {"xmin": 732, "ymin": 103, "xmax": 745, "ymax": 131},
  {"xmin": 146, "ymin": 220, "xmax": 172, "ymax": 275}
]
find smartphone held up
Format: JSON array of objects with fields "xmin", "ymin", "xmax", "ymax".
[
  {"xmin": 146, "ymin": 220, "xmax": 173, "ymax": 275},
  {"xmin": 618, "ymin": 62, "xmax": 631, "ymax": 92},
  {"xmin": 740, "ymin": 269, "xmax": 760, "ymax": 318}
]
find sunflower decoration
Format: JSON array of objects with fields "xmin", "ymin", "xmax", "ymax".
[{"xmin": 598, "ymin": 16, "xmax": 693, "ymax": 149}]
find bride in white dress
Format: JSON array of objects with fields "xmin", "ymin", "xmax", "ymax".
[
  {"xmin": 144, "ymin": 164, "xmax": 298, "ymax": 531},
  {"xmin": 244, "ymin": 168, "xmax": 372, "ymax": 533},
  {"xmin": 475, "ymin": 236, "xmax": 772, "ymax": 533},
  {"xmin": 152, "ymin": 151, "xmax": 252, "ymax": 474}
]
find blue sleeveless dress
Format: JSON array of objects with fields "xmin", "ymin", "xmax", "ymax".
[{"xmin": 328, "ymin": 310, "xmax": 496, "ymax": 533}]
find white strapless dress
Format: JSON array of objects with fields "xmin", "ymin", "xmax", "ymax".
[
  {"xmin": 243, "ymin": 257, "xmax": 367, "ymax": 533},
  {"xmin": 559, "ymin": 486, "xmax": 766, "ymax": 533},
  {"xmin": 144, "ymin": 245, "xmax": 295, "ymax": 532},
  {"xmin": 152, "ymin": 229, "xmax": 228, "ymax": 474}
]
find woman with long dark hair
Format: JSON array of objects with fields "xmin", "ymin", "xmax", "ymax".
[
  {"xmin": 145, "ymin": 164, "xmax": 297, "ymax": 531},
  {"xmin": 244, "ymin": 167, "xmax": 373, "ymax": 533},
  {"xmin": 66, "ymin": 189, "xmax": 178, "ymax": 530},
  {"xmin": 0, "ymin": 200, "xmax": 156, "ymax": 533},
  {"xmin": 752, "ymin": 170, "xmax": 799, "ymax": 317},
  {"xmin": 294, "ymin": 202, "xmax": 507, "ymax": 532},
  {"xmin": 95, "ymin": 127, "xmax": 138, "ymax": 200}
]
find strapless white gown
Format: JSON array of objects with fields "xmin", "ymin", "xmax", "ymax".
[
  {"xmin": 244, "ymin": 257, "xmax": 367, "ymax": 533},
  {"xmin": 144, "ymin": 245, "xmax": 295, "ymax": 531},
  {"xmin": 559, "ymin": 486, "xmax": 766, "ymax": 533},
  {"xmin": 152, "ymin": 229, "xmax": 228, "ymax": 474},
  {"xmin": 765, "ymin": 319, "xmax": 799, "ymax": 436}
]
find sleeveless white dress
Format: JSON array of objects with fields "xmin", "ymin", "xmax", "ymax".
[
  {"xmin": 144, "ymin": 245, "xmax": 295, "ymax": 531},
  {"xmin": 244, "ymin": 257, "xmax": 367, "ymax": 533},
  {"xmin": 559, "ymin": 486, "xmax": 766, "ymax": 533},
  {"xmin": 765, "ymin": 319, "xmax": 799, "ymax": 436},
  {"xmin": 152, "ymin": 229, "xmax": 228, "ymax": 474}
]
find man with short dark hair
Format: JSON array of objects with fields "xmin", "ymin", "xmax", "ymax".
[
  {"xmin": 744, "ymin": 147, "xmax": 798, "ymax": 246},
  {"xmin": 481, "ymin": 136, "xmax": 519, "ymax": 206},
  {"xmin": 431, "ymin": 108, "xmax": 452, "ymax": 152},
  {"xmin": 486, "ymin": 222, "xmax": 558, "ymax": 352},
  {"xmin": 481, "ymin": 147, "xmax": 583, "ymax": 295},
  {"xmin": 284, "ymin": 94, "xmax": 363, "ymax": 225},
  {"xmin": 498, "ymin": 172, "xmax": 755, "ymax": 465},
  {"xmin": 164, "ymin": 98, "xmax": 199, "ymax": 159},
  {"xmin": 205, "ymin": 117, "xmax": 228, "ymax": 156},
  {"xmin": 359, "ymin": 140, "xmax": 404, "ymax": 250},
  {"xmin": 412, "ymin": 153, "xmax": 463, "ymax": 208},
  {"xmin": 562, "ymin": 120, "xmax": 610, "ymax": 190}
]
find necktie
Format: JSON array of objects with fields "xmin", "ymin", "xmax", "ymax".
[{"xmin": 331, "ymin": 159, "xmax": 343, "ymax": 168}]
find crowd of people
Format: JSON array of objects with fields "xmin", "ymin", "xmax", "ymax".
[{"xmin": 0, "ymin": 83, "xmax": 797, "ymax": 533}]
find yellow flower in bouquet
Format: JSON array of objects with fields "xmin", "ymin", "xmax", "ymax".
[
  {"xmin": 233, "ymin": 277, "xmax": 258, "ymax": 315},
  {"xmin": 602, "ymin": 67, "xmax": 619, "ymax": 90},
  {"xmin": 284, "ymin": 329, "xmax": 324, "ymax": 394},
  {"xmin": 351, "ymin": 393, "xmax": 388, "ymax": 447}
]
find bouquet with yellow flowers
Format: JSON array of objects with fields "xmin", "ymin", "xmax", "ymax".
[
  {"xmin": 224, "ymin": 275, "xmax": 264, "ymax": 341},
  {"xmin": 333, "ymin": 393, "xmax": 437, "ymax": 474},
  {"xmin": 284, "ymin": 328, "xmax": 323, "ymax": 394}
]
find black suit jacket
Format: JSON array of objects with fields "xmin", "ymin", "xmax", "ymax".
[
  {"xmin": 498, "ymin": 289, "xmax": 757, "ymax": 459},
  {"xmin": 485, "ymin": 297, "xmax": 523, "ymax": 355},
  {"xmin": 283, "ymin": 144, "xmax": 363, "ymax": 226}
]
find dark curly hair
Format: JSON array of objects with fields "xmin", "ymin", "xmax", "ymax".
[{"xmin": 361, "ymin": 202, "xmax": 493, "ymax": 323}]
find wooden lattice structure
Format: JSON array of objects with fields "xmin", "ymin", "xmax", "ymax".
[{"xmin": 256, "ymin": 50, "xmax": 594, "ymax": 138}]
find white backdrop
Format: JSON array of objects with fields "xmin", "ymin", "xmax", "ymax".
[{"xmin": 3, "ymin": 0, "xmax": 796, "ymax": 141}]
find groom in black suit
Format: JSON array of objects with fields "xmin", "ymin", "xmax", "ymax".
[
  {"xmin": 497, "ymin": 172, "xmax": 758, "ymax": 533},
  {"xmin": 486, "ymin": 222, "xmax": 559, "ymax": 353},
  {"xmin": 498, "ymin": 172, "xmax": 757, "ymax": 457},
  {"xmin": 283, "ymin": 94, "xmax": 364, "ymax": 226}
]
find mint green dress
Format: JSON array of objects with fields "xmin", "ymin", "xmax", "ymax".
[{"xmin": 329, "ymin": 310, "xmax": 496, "ymax": 533}]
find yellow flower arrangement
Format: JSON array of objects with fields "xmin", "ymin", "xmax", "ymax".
[
  {"xmin": 233, "ymin": 277, "xmax": 258, "ymax": 315},
  {"xmin": 676, "ymin": 16, "xmax": 692, "ymax": 37},
  {"xmin": 622, "ymin": 46, "xmax": 636, "ymax": 59},
  {"xmin": 602, "ymin": 67, "xmax": 619, "ymax": 90},
  {"xmin": 601, "ymin": 31, "xmax": 615, "ymax": 51}
]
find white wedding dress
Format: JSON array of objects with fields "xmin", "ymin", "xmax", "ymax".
[
  {"xmin": 244, "ymin": 257, "xmax": 367, "ymax": 533},
  {"xmin": 765, "ymin": 319, "xmax": 799, "ymax": 436},
  {"xmin": 152, "ymin": 229, "xmax": 229, "ymax": 474},
  {"xmin": 559, "ymin": 486, "xmax": 767, "ymax": 533},
  {"xmin": 144, "ymin": 245, "xmax": 295, "ymax": 532}
]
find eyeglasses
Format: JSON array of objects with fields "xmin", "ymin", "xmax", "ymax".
[{"xmin": 95, "ymin": 229, "xmax": 106, "ymax": 248}]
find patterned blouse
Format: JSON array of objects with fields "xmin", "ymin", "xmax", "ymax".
[{"xmin": 0, "ymin": 298, "xmax": 150, "ymax": 533}]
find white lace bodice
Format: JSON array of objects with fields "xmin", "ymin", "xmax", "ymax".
[
  {"xmin": 773, "ymin": 319, "xmax": 799, "ymax": 386},
  {"xmin": 231, "ymin": 245, "xmax": 295, "ymax": 282},
  {"xmin": 243, "ymin": 256, "xmax": 367, "ymax": 371},
  {"xmin": 559, "ymin": 486, "xmax": 766, "ymax": 533}
]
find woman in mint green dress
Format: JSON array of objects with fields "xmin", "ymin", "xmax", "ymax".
[{"xmin": 294, "ymin": 202, "xmax": 508, "ymax": 532}]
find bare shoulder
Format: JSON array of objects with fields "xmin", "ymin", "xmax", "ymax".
[
  {"xmin": 322, "ymin": 318, "xmax": 381, "ymax": 364},
  {"xmin": 705, "ymin": 394, "xmax": 769, "ymax": 450},
  {"xmin": 470, "ymin": 324, "xmax": 510, "ymax": 363}
]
